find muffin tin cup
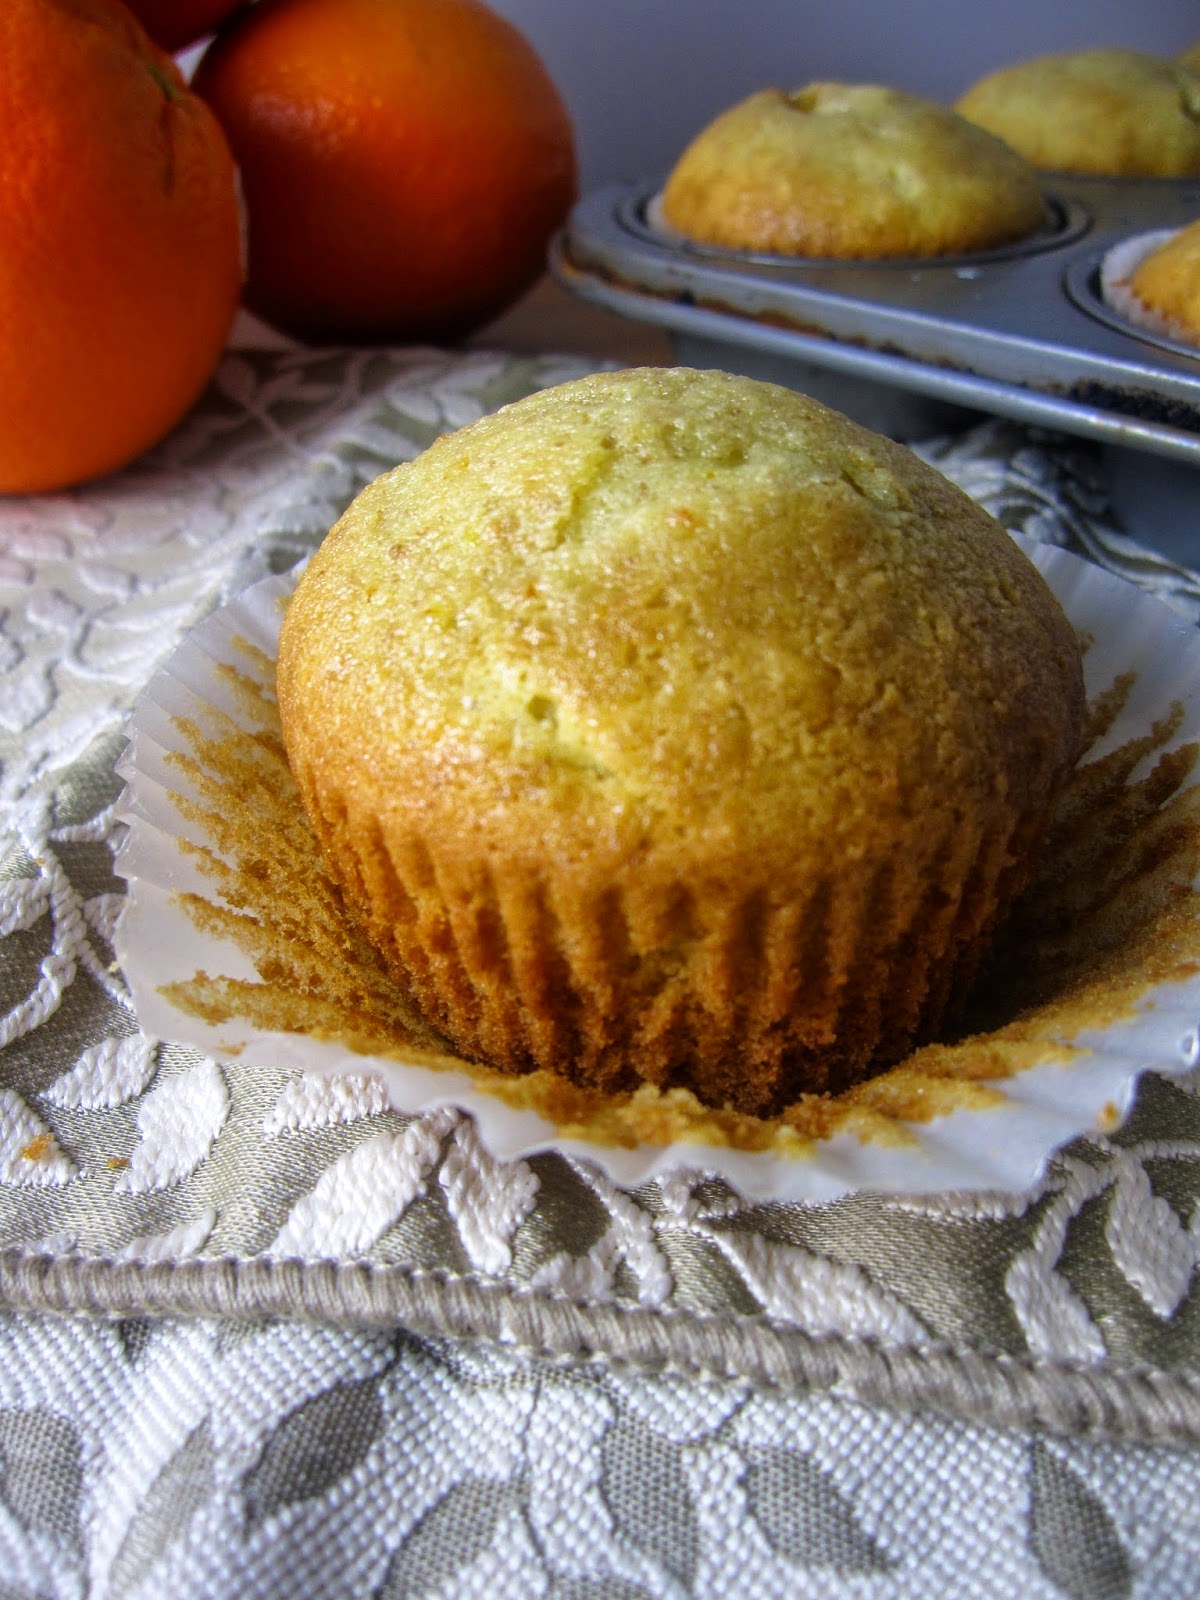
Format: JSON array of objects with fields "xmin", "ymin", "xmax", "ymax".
[{"xmin": 115, "ymin": 548, "xmax": 1200, "ymax": 1205}]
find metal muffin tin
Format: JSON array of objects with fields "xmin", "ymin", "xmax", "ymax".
[{"xmin": 552, "ymin": 175, "xmax": 1200, "ymax": 466}]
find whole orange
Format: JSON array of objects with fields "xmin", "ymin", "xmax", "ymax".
[
  {"xmin": 0, "ymin": 0, "xmax": 243, "ymax": 494},
  {"xmin": 192, "ymin": 0, "xmax": 578, "ymax": 343},
  {"xmin": 124, "ymin": 0, "xmax": 252, "ymax": 53}
]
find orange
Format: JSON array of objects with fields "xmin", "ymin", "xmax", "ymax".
[
  {"xmin": 192, "ymin": 0, "xmax": 577, "ymax": 343},
  {"xmin": 124, "ymin": 0, "xmax": 251, "ymax": 53},
  {"xmin": 0, "ymin": 0, "xmax": 243, "ymax": 494}
]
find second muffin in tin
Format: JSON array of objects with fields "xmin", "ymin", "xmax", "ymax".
[
  {"xmin": 956, "ymin": 48, "xmax": 1200, "ymax": 178},
  {"xmin": 658, "ymin": 83, "xmax": 1047, "ymax": 258}
]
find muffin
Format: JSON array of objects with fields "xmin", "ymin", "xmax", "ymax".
[
  {"xmin": 955, "ymin": 48, "xmax": 1200, "ymax": 177},
  {"xmin": 658, "ymin": 84, "xmax": 1046, "ymax": 257},
  {"xmin": 1125, "ymin": 218, "xmax": 1200, "ymax": 343},
  {"xmin": 277, "ymin": 368, "xmax": 1084, "ymax": 1117},
  {"xmin": 1181, "ymin": 40, "xmax": 1200, "ymax": 75}
]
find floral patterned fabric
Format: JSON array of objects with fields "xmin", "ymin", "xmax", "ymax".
[{"xmin": 2, "ymin": 345, "xmax": 1200, "ymax": 1597}]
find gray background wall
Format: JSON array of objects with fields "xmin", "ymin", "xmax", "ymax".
[{"xmin": 487, "ymin": 0, "xmax": 1200, "ymax": 186}]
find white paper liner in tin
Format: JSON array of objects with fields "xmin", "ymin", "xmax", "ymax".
[
  {"xmin": 114, "ymin": 543, "xmax": 1200, "ymax": 1203},
  {"xmin": 1099, "ymin": 226, "xmax": 1200, "ymax": 352},
  {"xmin": 643, "ymin": 193, "xmax": 682, "ymax": 243}
]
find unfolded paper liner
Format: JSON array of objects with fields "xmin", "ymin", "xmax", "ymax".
[
  {"xmin": 1099, "ymin": 226, "xmax": 1200, "ymax": 353},
  {"xmin": 114, "ymin": 541, "xmax": 1200, "ymax": 1203}
]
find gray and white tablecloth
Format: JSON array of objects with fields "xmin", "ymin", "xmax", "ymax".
[{"xmin": 2, "ymin": 345, "xmax": 1200, "ymax": 1599}]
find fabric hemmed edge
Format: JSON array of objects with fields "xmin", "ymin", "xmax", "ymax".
[{"xmin": 0, "ymin": 1249, "xmax": 1196, "ymax": 1448}]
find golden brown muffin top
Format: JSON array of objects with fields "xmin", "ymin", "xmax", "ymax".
[
  {"xmin": 1129, "ymin": 217, "xmax": 1200, "ymax": 341},
  {"xmin": 1182, "ymin": 39, "xmax": 1200, "ymax": 75},
  {"xmin": 278, "ymin": 369, "xmax": 1083, "ymax": 888},
  {"xmin": 658, "ymin": 83, "xmax": 1046, "ymax": 257},
  {"xmin": 955, "ymin": 48, "xmax": 1200, "ymax": 177}
]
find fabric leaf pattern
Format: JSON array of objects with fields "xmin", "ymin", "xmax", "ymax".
[
  {"xmin": 0, "ymin": 877, "xmax": 49, "ymax": 939},
  {"xmin": 0, "ymin": 1090, "xmax": 75, "ymax": 1188},
  {"xmin": 242, "ymin": 1377, "xmax": 386, "ymax": 1527},
  {"xmin": 0, "ymin": 1408, "xmax": 83, "ymax": 1551},
  {"xmin": 709, "ymin": 1230, "xmax": 933, "ymax": 1345},
  {"xmin": 1104, "ymin": 1163, "xmax": 1196, "ymax": 1317},
  {"xmin": 107, "ymin": 1418, "xmax": 217, "ymax": 1597},
  {"xmin": 378, "ymin": 1477, "xmax": 524, "ymax": 1600},
  {"xmin": 439, "ymin": 1117, "xmax": 539, "ymax": 1276},
  {"xmin": 1028, "ymin": 1440, "xmax": 1133, "ymax": 1600},
  {"xmin": 601, "ymin": 1410, "xmax": 699, "ymax": 1590},
  {"xmin": 112, "ymin": 1060, "xmax": 229, "ymax": 1194},
  {"xmin": 1005, "ymin": 1251, "xmax": 1108, "ymax": 1365},
  {"xmin": 42, "ymin": 1034, "xmax": 158, "ymax": 1112},
  {"xmin": 269, "ymin": 1109, "xmax": 457, "ymax": 1259},
  {"xmin": 529, "ymin": 1167, "xmax": 673, "ymax": 1308},
  {"xmin": 262, "ymin": 1071, "xmax": 389, "ymax": 1137},
  {"xmin": 112, "ymin": 1209, "xmax": 217, "ymax": 1264},
  {"xmin": 743, "ymin": 1446, "xmax": 895, "ymax": 1572}
]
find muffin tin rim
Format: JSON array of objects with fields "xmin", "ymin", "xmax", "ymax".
[{"xmin": 555, "ymin": 173, "xmax": 1200, "ymax": 467}]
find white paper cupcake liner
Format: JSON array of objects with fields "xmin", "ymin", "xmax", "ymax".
[{"xmin": 114, "ymin": 541, "xmax": 1200, "ymax": 1202}]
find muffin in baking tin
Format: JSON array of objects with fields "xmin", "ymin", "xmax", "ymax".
[
  {"xmin": 658, "ymin": 83, "xmax": 1047, "ymax": 259},
  {"xmin": 955, "ymin": 48, "xmax": 1200, "ymax": 178},
  {"xmin": 1091, "ymin": 220, "xmax": 1200, "ymax": 354},
  {"xmin": 1126, "ymin": 217, "xmax": 1200, "ymax": 344},
  {"xmin": 277, "ymin": 368, "xmax": 1084, "ymax": 1117}
]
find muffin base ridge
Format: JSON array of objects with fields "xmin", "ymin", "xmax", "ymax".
[{"xmin": 291, "ymin": 754, "xmax": 1043, "ymax": 1117}]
